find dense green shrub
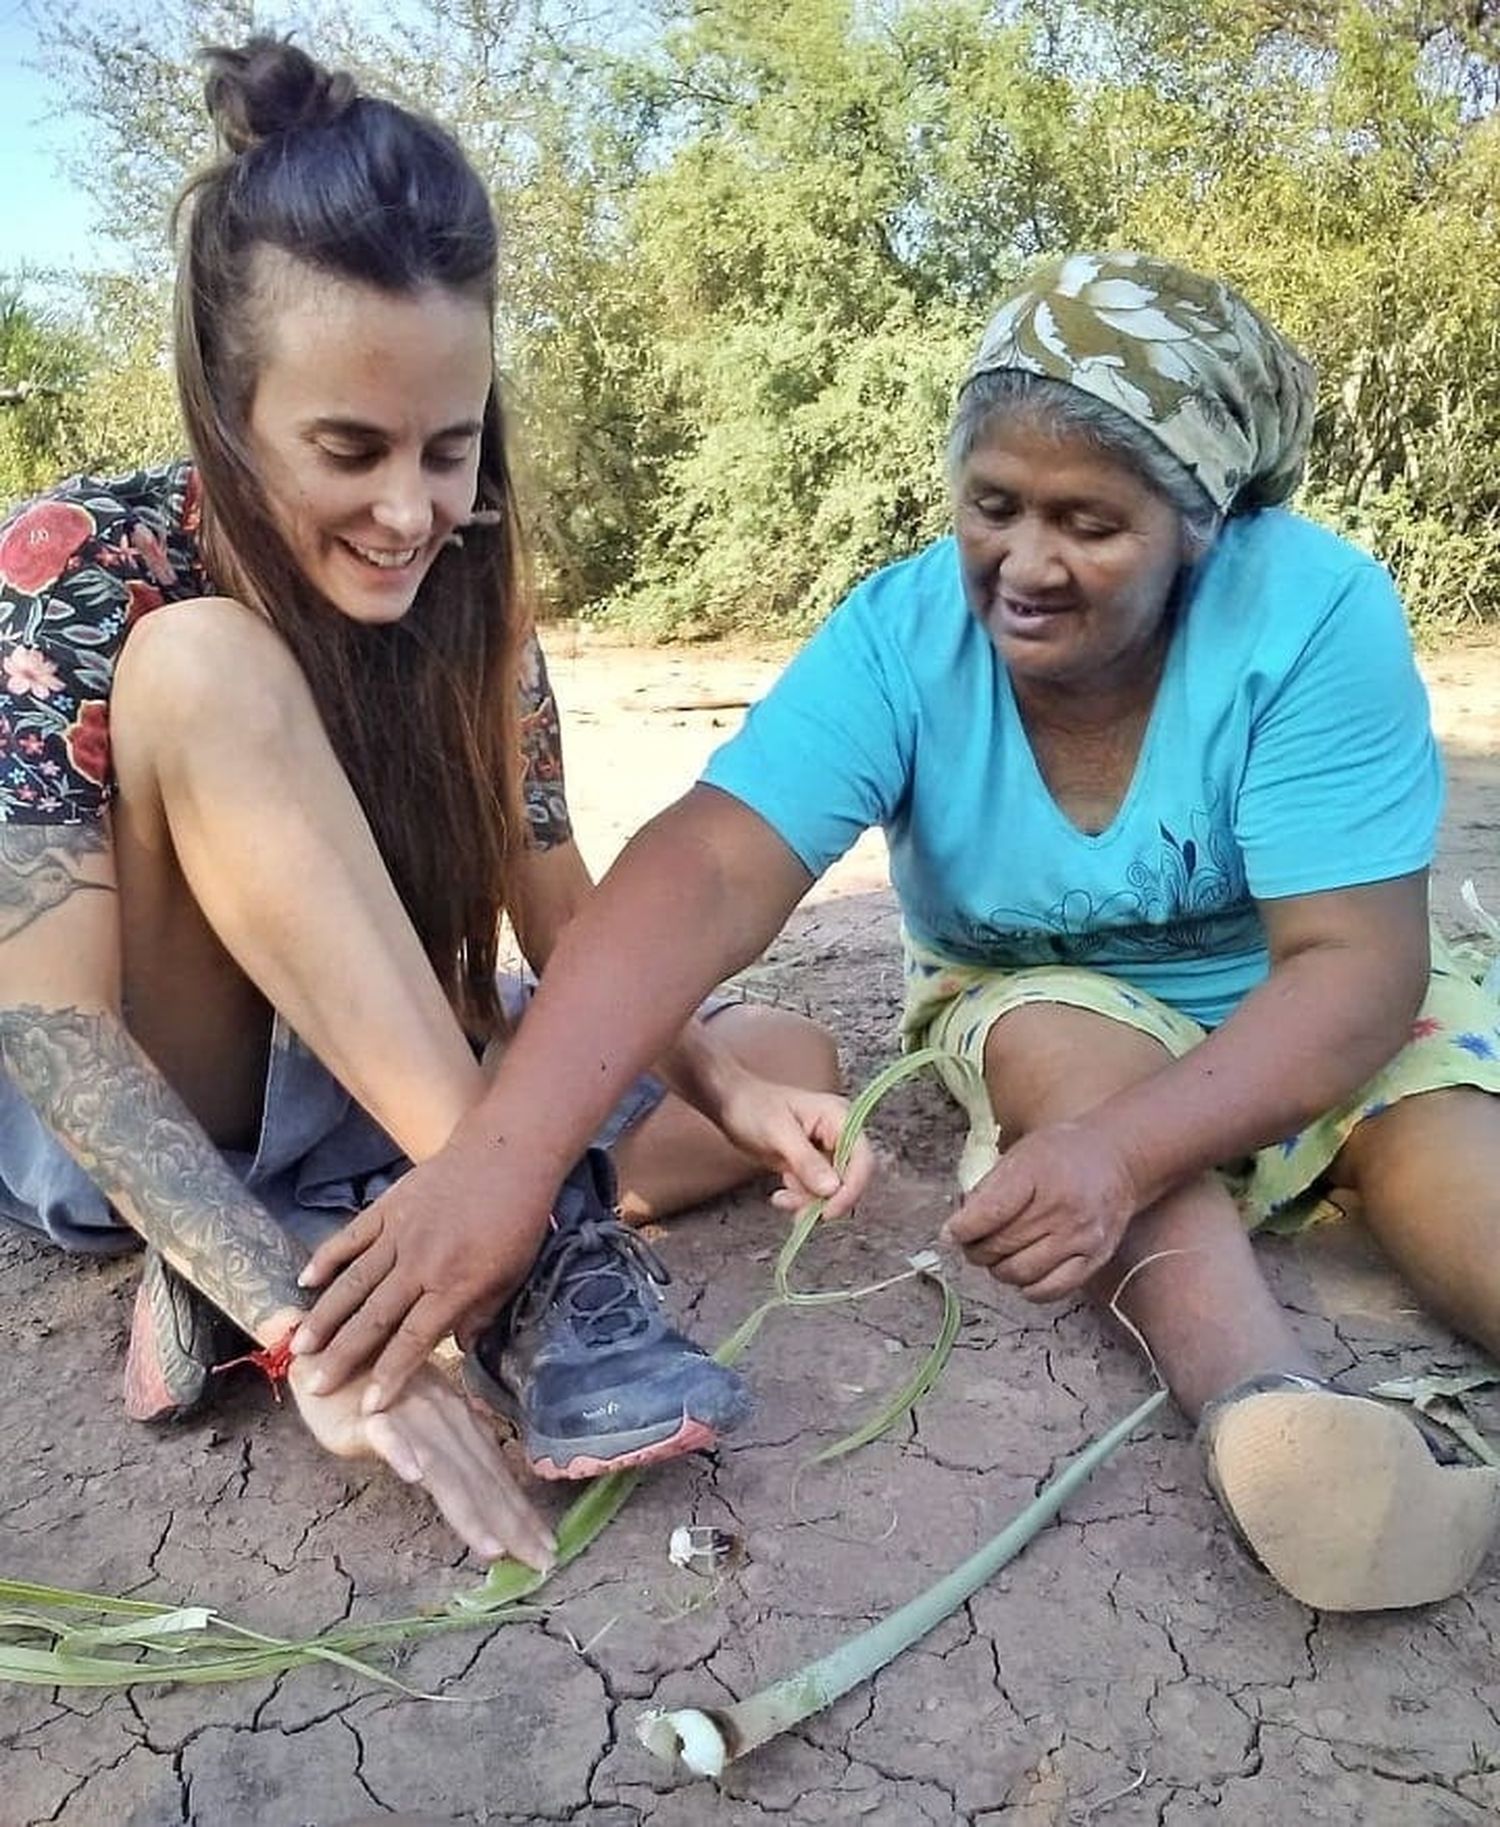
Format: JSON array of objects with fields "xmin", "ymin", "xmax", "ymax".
[{"xmin": 10, "ymin": 0, "xmax": 1500, "ymax": 635}]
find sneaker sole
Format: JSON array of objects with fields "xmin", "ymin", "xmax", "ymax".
[
  {"xmin": 462, "ymin": 1353, "xmax": 728, "ymax": 1479},
  {"xmin": 122, "ymin": 1272, "xmax": 208, "ymax": 1423},
  {"xmin": 1207, "ymin": 1388, "xmax": 1500, "ymax": 1611},
  {"xmin": 530, "ymin": 1414, "xmax": 721, "ymax": 1480}
]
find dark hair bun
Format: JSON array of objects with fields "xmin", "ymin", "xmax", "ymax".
[{"xmin": 200, "ymin": 36, "xmax": 357, "ymax": 155}]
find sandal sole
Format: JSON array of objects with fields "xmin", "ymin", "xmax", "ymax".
[{"xmin": 1208, "ymin": 1388, "xmax": 1500, "ymax": 1611}]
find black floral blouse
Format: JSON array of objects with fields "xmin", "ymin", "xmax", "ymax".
[{"xmin": 0, "ymin": 462, "xmax": 571, "ymax": 845}]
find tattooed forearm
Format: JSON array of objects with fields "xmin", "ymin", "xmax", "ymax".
[
  {"xmin": 0, "ymin": 1003, "xmax": 308, "ymax": 1337},
  {"xmin": 0, "ymin": 825, "xmax": 113, "ymax": 943}
]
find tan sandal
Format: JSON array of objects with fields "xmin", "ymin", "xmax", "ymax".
[{"xmin": 1200, "ymin": 1374, "xmax": 1500, "ymax": 1611}]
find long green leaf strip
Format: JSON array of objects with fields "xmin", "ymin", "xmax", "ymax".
[
  {"xmin": 636, "ymin": 1388, "xmax": 1171, "ymax": 1781},
  {"xmin": 812, "ymin": 1262, "xmax": 962, "ymax": 1466},
  {"xmin": 0, "ymin": 1575, "xmax": 550, "ymax": 1692}
]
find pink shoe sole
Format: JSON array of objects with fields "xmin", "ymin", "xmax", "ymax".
[
  {"xmin": 529, "ymin": 1415, "xmax": 720, "ymax": 1480},
  {"xmin": 122, "ymin": 1275, "xmax": 181, "ymax": 1422}
]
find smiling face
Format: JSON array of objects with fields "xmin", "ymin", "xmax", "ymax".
[
  {"xmin": 244, "ymin": 259, "xmax": 494, "ymax": 625},
  {"xmin": 953, "ymin": 415, "xmax": 1189, "ymax": 698}
]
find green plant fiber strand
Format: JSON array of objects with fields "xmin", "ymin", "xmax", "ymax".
[
  {"xmin": 638, "ymin": 1387, "xmax": 1169, "ymax": 1778},
  {"xmin": 811, "ymin": 1269, "xmax": 963, "ymax": 1465},
  {"xmin": 0, "ymin": 1576, "xmax": 550, "ymax": 1691}
]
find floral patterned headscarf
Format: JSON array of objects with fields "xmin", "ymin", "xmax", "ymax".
[{"xmin": 963, "ymin": 251, "xmax": 1317, "ymax": 513}]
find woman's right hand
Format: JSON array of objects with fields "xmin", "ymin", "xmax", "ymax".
[
  {"xmin": 710, "ymin": 1070, "xmax": 874, "ymax": 1218},
  {"xmin": 288, "ymin": 1355, "xmax": 556, "ymax": 1571}
]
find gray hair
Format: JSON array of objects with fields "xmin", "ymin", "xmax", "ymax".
[{"xmin": 947, "ymin": 370, "xmax": 1223, "ymax": 559}]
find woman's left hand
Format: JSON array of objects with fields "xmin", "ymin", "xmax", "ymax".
[
  {"xmin": 711, "ymin": 1074, "xmax": 874, "ymax": 1218},
  {"xmin": 940, "ymin": 1121, "xmax": 1141, "ymax": 1300},
  {"xmin": 289, "ymin": 1357, "xmax": 557, "ymax": 1570}
]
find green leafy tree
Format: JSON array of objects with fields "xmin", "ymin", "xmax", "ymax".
[
  {"xmin": 69, "ymin": 274, "xmax": 185, "ymax": 478},
  {"xmin": 0, "ymin": 288, "xmax": 90, "ymax": 506},
  {"xmin": 602, "ymin": 0, "xmax": 1104, "ymax": 634},
  {"xmin": 19, "ymin": 0, "xmax": 1500, "ymax": 633},
  {"xmin": 1102, "ymin": 0, "xmax": 1500, "ymax": 628}
]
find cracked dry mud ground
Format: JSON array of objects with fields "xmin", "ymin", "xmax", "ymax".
[{"xmin": 6, "ymin": 641, "xmax": 1500, "ymax": 1827}]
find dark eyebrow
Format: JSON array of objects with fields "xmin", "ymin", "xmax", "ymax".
[{"xmin": 304, "ymin": 417, "xmax": 484, "ymax": 441}]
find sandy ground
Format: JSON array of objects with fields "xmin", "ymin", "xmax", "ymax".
[{"xmin": 6, "ymin": 638, "xmax": 1500, "ymax": 1826}]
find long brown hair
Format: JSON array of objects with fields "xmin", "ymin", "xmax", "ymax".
[{"xmin": 173, "ymin": 36, "xmax": 528, "ymax": 1031}]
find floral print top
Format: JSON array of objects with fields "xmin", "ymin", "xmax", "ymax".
[{"xmin": 0, "ymin": 462, "xmax": 571, "ymax": 845}]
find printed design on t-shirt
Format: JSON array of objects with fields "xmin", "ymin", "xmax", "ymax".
[
  {"xmin": 0, "ymin": 466, "xmax": 205, "ymax": 822},
  {"xmin": 947, "ymin": 798, "xmax": 1262, "ymax": 966}
]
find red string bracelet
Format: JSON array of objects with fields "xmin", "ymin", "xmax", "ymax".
[{"xmin": 214, "ymin": 1325, "xmax": 299, "ymax": 1403}]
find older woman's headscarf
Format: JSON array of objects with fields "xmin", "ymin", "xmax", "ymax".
[{"xmin": 964, "ymin": 251, "xmax": 1316, "ymax": 513}]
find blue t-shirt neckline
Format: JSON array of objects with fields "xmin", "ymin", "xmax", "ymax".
[{"xmin": 998, "ymin": 624, "xmax": 1181, "ymax": 851}]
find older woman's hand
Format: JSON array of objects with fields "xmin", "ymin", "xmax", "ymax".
[{"xmin": 940, "ymin": 1121, "xmax": 1141, "ymax": 1301}]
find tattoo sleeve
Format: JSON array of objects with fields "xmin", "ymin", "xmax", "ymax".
[
  {"xmin": 0, "ymin": 825, "xmax": 306, "ymax": 1338},
  {"xmin": 0, "ymin": 824, "xmax": 112, "ymax": 941},
  {"xmin": 0, "ymin": 1003, "xmax": 309, "ymax": 1337}
]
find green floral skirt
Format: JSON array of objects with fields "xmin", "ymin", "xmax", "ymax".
[{"xmin": 900, "ymin": 926, "xmax": 1500, "ymax": 1232}]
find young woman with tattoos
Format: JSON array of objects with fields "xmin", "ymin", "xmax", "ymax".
[{"xmin": 0, "ymin": 38, "xmax": 868, "ymax": 1567}]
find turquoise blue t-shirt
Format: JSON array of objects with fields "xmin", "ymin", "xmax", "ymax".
[{"xmin": 700, "ymin": 510, "xmax": 1441, "ymax": 1027}]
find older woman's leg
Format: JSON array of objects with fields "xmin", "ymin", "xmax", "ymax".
[
  {"xmin": 1330, "ymin": 1087, "xmax": 1500, "ymax": 1358},
  {"xmin": 983, "ymin": 1007, "xmax": 1500, "ymax": 1611},
  {"xmin": 982, "ymin": 1004, "xmax": 1316, "ymax": 1417}
]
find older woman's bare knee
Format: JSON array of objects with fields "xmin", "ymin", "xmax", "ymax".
[
  {"xmin": 982, "ymin": 1002, "xmax": 1173, "ymax": 1135},
  {"xmin": 706, "ymin": 1001, "xmax": 842, "ymax": 1093}
]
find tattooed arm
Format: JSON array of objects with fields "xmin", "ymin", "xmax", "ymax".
[
  {"xmin": 0, "ymin": 820, "xmax": 556, "ymax": 1565},
  {"xmin": 0, "ymin": 822, "xmax": 307, "ymax": 1341},
  {"xmin": 0, "ymin": 1013, "xmax": 309, "ymax": 1339}
]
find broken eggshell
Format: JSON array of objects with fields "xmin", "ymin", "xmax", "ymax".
[{"xmin": 666, "ymin": 1524, "xmax": 739, "ymax": 1574}]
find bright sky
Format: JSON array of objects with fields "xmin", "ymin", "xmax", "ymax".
[
  {"xmin": 0, "ymin": 1, "xmax": 117, "ymax": 283},
  {"xmin": 0, "ymin": 0, "xmax": 652, "ymax": 290}
]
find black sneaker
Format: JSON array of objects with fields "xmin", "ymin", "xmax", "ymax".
[{"xmin": 463, "ymin": 1148, "xmax": 752, "ymax": 1478}]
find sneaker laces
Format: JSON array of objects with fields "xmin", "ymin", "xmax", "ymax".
[{"xmin": 526, "ymin": 1213, "xmax": 673, "ymax": 1349}]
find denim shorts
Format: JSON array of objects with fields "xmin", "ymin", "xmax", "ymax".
[{"xmin": 0, "ymin": 974, "xmax": 735, "ymax": 1256}]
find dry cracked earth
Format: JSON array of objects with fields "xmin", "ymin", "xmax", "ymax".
[{"xmin": 6, "ymin": 642, "xmax": 1500, "ymax": 1827}]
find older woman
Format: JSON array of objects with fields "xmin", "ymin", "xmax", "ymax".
[{"xmin": 299, "ymin": 253, "xmax": 1500, "ymax": 1612}]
